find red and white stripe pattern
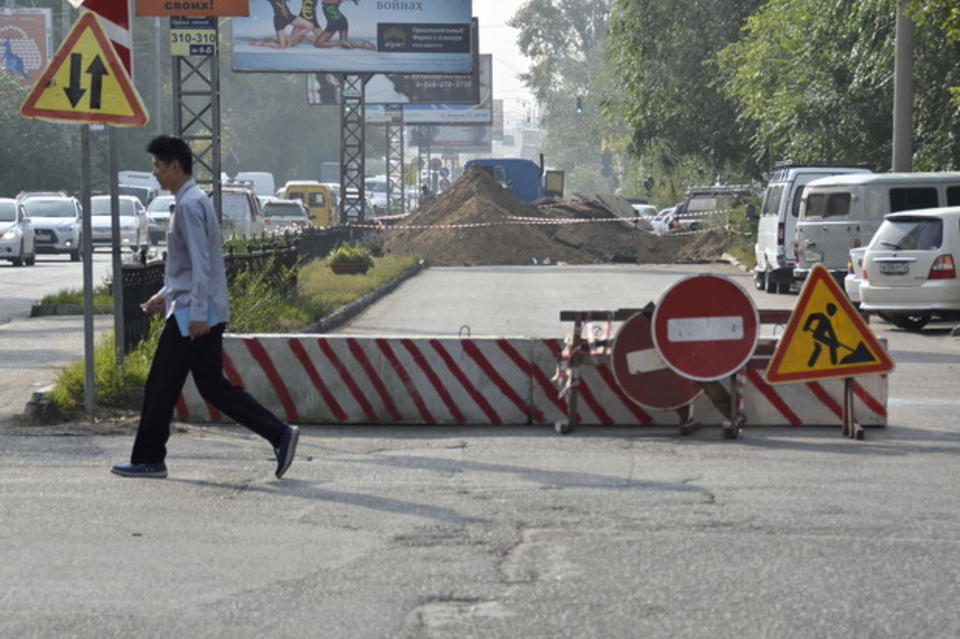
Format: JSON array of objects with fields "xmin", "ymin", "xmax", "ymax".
[
  {"xmin": 178, "ymin": 336, "xmax": 537, "ymax": 425},
  {"xmin": 176, "ymin": 336, "xmax": 888, "ymax": 427},
  {"xmin": 78, "ymin": 0, "xmax": 132, "ymax": 74}
]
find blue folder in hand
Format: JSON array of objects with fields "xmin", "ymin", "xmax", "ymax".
[{"xmin": 173, "ymin": 300, "xmax": 218, "ymax": 337}]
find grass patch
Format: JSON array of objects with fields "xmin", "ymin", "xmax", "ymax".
[
  {"xmin": 47, "ymin": 314, "xmax": 164, "ymax": 418},
  {"xmin": 39, "ymin": 283, "xmax": 113, "ymax": 309},
  {"xmin": 299, "ymin": 254, "xmax": 420, "ymax": 318}
]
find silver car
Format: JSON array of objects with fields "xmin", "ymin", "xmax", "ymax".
[
  {"xmin": 0, "ymin": 198, "xmax": 36, "ymax": 267},
  {"xmin": 21, "ymin": 196, "xmax": 83, "ymax": 261},
  {"xmin": 262, "ymin": 199, "xmax": 310, "ymax": 231},
  {"xmin": 90, "ymin": 195, "xmax": 149, "ymax": 250},
  {"xmin": 146, "ymin": 194, "xmax": 175, "ymax": 245}
]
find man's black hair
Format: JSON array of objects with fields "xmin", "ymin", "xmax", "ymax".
[{"xmin": 146, "ymin": 135, "xmax": 192, "ymax": 175}]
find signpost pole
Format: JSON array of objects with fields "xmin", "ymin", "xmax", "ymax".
[
  {"xmin": 108, "ymin": 126, "xmax": 125, "ymax": 365},
  {"xmin": 80, "ymin": 124, "xmax": 95, "ymax": 413}
]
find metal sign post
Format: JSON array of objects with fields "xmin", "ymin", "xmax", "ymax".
[
  {"xmin": 80, "ymin": 124, "xmax": 95, "ymax": 413},
  {"xmin": 108, "ymin": 126, "xmax": 124, "ymax": 366}
]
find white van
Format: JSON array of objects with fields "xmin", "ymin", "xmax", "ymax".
[
  {"xmin": 754, "ymin": 166, "xmax": 871, "ymax": 294},
  {"xmin": 234, "ymin": 171, "xmax": 276, "ymax": 198},
  {"xmin": 793, "ymin": 172, "xmax": 960, "ymax": 284}
]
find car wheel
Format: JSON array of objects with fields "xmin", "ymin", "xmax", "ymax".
[
  {"xmin": 12, "ymin": 240, "xmax": 23, "ymax": 267},
  {"xmin": 764, "ymin": 269, "xmax": 777, "ymax": 294},
  {"xmin": 777, "ymin": 281, "xmax": 791, "ymax": 294},
  {"xmin": 890, "ymin": 313, "xmax": 931, "ymax": 331},
  {"xmin": 754, "ymin": 269, "xmax": 765, "ymax": 290}
]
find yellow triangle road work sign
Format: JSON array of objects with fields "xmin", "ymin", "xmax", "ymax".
[
  {"xmin": 765, "ymin": 264, "xmax": 894, "ymax": 383},
  {"xmin": 20, "ymin": 12, "xmax": 148, "ymax": 127}
]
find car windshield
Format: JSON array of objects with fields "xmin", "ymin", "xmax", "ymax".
[
  {"xmin": 0, "ymin": 202, "xmax": 16, "ymax": 222},
  {"xmin": 91, "ymin": 198, "xmax": 136, "ymax": 216},
  {"xmin": 872, "ymin": 217, "xmax": 943, "ymax": 251},
  {"xmin": 22, "ymin": 199, "xmax": 76, "ymax": 218},
  {"xmin": 148, "ymin": 196, "xmax": 175, "ymax": 213},
  {"xmin": 262, "ymin": 202, "xmax": 306, "ymax": 218},
  {"xmin": 221, "ymin": 193, "xmax": 250, "ymax": 220}
]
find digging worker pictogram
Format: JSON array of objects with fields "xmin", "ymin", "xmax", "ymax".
[{"xmin": 802, "ymin": 302, "xmax": 876, "ymax": 368}]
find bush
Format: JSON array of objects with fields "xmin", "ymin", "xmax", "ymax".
[
  {"xmin": 327, "ymin": 244, "xmax": 375, "ymax": 270},
  {"xmin": 47, "ymin": 314, "xmax": 164, "ymax": 417}
]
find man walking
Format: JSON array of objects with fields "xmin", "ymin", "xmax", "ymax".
[{"xmin": 111, "ymin": 135, "xmax": 298, "ymax": 479}]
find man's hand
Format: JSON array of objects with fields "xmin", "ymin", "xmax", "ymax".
[
  {"xmin": 188, "ymin": 320, "xmax": 210, "ymax": 340},
  {"xmin": 140, "ymin": 294, "xmax": 164, "ymax": 314}
]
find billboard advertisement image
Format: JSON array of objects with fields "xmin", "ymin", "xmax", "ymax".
[
  {"xmin": 232, "ymin": 0, "xmax": 473, "ymax": 74},
  {"xmin": 365, "ymin": 53, "xmax": 491, "ymax": 125},
  {"xmin": 0, "ymin": 8, "xmax": 52, "ymax": 88}
]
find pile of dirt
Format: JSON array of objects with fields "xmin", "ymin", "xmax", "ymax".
[{"xmin": 384, "ymin": 167, "xmax": 729, "ymax": 266}]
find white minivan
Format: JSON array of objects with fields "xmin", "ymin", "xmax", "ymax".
[
  {"xmin": 793, "ymin": 172, "xmax": 960, "ymax": 285},
  {"xmin": 754, "ymin": 165, "xmax": 871, "ymax": 294}
]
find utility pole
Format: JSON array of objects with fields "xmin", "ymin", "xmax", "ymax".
[
  {"xmin": 154, "ymin": 17, "xmax": 163, "ymax": 133},
  {"xmin": 892, "ymin": 1, "xmax": 914, "ymax": 172}
]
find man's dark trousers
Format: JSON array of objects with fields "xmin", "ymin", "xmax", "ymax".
[{"xmin": 131, "ymin": 317, "xmax": 288, "ymax": 464}]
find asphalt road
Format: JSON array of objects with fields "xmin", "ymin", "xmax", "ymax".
[
  {"xmin": 0, "ymin": 251, "xmax": 118, "ymax": 322},
  {"xmin": 3, "ymin": 262, "xmax": 960, "ymax": 638}
]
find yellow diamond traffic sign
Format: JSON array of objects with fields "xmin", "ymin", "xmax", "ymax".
[
  {"xmin": 20, "ymin": 11, "xmax": 148, "ymax": 126},
  {"xmin": 765, "ymin": 264, "xmax": 894, "ymax": 383}
]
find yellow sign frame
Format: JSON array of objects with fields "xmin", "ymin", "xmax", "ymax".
[
  {"xmin": 765, "ymin": 264, "xmax": 894, "ymax": 383},
  {"xmin": 20, "ymin": 11, "xmax": 148, "ymax": 126}
]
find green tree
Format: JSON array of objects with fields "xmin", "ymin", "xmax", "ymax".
[
  {"xmin": 508, "ymin": 0, "xmax": 618, "ymax": 194},
  {"xmin": 718, "ymin": 0, "xmax": 960, "ymax": 171},
  {"xmin": 603, "ymin": 0, "xmax": 765, "ymax": 194}
]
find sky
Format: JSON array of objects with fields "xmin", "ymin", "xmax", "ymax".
[{"xmin": 472, "ymin": 1, "xmax": 533, "ymax": 110}]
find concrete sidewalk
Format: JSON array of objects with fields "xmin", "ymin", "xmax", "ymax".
[{"xmin": 0, "ymin": 315, "xmax": 113, "ymax": 420}]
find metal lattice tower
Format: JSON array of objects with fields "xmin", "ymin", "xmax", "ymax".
[
  {"xmin": 172, "ymin": 27, "xmax": 221, "ymax": 219},
  {"xmin": 340, "ymin": 74, "xmax": 370, "ymax": 224},
  {"xmin": 386, "ymin": 121, "xmax": 405, "ymax": 214}
]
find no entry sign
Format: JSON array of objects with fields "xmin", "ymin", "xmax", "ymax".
[
  {"xmin": 611, "ymin": 312, "xmax": 703, "ymax": 410},
  {"xmin": 652, "ymin": 274, "xmax": 759, "ymax": 382}
]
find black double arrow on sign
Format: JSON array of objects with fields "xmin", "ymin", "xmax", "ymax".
[{"xmin": 63, "ymin": 53, "xmax": 109, "ymax": 110}]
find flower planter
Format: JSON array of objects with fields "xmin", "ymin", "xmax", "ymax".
[{"xmin": 329, "ymin": 262, "xmax": 370, "ymax": 275}]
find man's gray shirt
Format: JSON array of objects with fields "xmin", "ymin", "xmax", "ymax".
[{"xmin": 158, "ymin": 178, "xmax": 230, "ymax": 325}]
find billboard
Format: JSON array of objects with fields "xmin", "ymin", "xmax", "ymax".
[
  {"xmin": 0, "ymin": 8, "xmax": 52, "ymax": 88},
  {"xmin": 366, "ymin": 53, "xmax": 492, "ymax": 125},
  {"xmin": 410, "ymin": 125, "xmax": 491, "ymax": 153},
  {"xmin": 307, "ymin": 65, "xmax": 479, "ymax": 105},
  {"xmin": 232, "ymin": 0, "xmax": 473, "ymax": 74}
]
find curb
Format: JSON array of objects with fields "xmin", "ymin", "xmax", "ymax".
[
  {"xmin": 722, "ymin": 252, "xmax": 751, "ymax": 273},
  {"xmin": 30, "ymin": 303, "xmax": 112, "ymax": 317},
  {"xmin": 303, "ymin": 259, "xmax": 427, "ymax": 333}
]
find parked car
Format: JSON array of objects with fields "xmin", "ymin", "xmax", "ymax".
[
  {"xmin": 216, "ymin": 186, "xmax": 264, "ymax": 239},
  {"xmin": 844, "ymin": 247, "xmax": 868, "ymax": 305},
  {"xmin": 651, "ymin": 207, "xmax": 676, "ymax": 235},
  {"xmin": 0, "ymin": 198, "xmax": 36, "ymax": 266},
  {"xmin": 673, "ymin": 185, "xmax": 754, "ymax": 231},
  {"xmin": 145, "ymin": 194, "xmax": 175, "ymax": 244},
  {"xmin": 261, "ymin": 199, "xmax": 310, "ymax": 230},
  {"xmin": 859, "ymin": 207, "xmax": 960, "ymax": 331},
  {"xmin": 21, "ymin": 196, "xmax": 83, "ymax": 261},
  {"xmin": 754, "ymin": 165, "xmax": 871, "ymax": 294},
  {"xmin": 794, "ymin": 172, "xmax": 960, "ymax": 286},
  {"xmin": 90, "ymin": 195, "xmax": 149, "ymax": 250},
  {"xmin": 630, "ymin": 203, "xmax": 657, "ymax": 229}
]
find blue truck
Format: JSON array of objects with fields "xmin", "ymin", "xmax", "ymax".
[{"xmin": 464, "ymin": 156, "xmax": 562, "ymax": 202}]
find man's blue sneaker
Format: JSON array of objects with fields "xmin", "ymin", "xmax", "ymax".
[
  {"xmin": 275, "ymin": 426, "xmax": 299, "ymax": 479},
  {"xmin": 111, "ymin": 462, "xmax": 168, "ymax": 478}
]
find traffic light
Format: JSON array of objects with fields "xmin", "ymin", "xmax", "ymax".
[{"xmin": 576, "ymin": 97, "xmax": 583, "ymax": 114}]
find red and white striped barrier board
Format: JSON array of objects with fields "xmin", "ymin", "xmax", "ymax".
[
  {"xmin": 178, "ymin": 336, "xmax": 536, "ymax": 425},
  {"xmin": 176, "ymin": 335, "xmax": 888, "ymax": 427},
  {"xmin": 78, "ymin": 0, "xmax": 132, "ymax": 74}
]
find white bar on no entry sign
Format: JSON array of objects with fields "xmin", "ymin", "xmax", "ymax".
[
  {"xmin": 667, "ymin": 316, "xmax": 743, "ymax": 342},
  {"xmin": 626, "ymin": 348, "xmax": 667, "ymax": 375}
]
